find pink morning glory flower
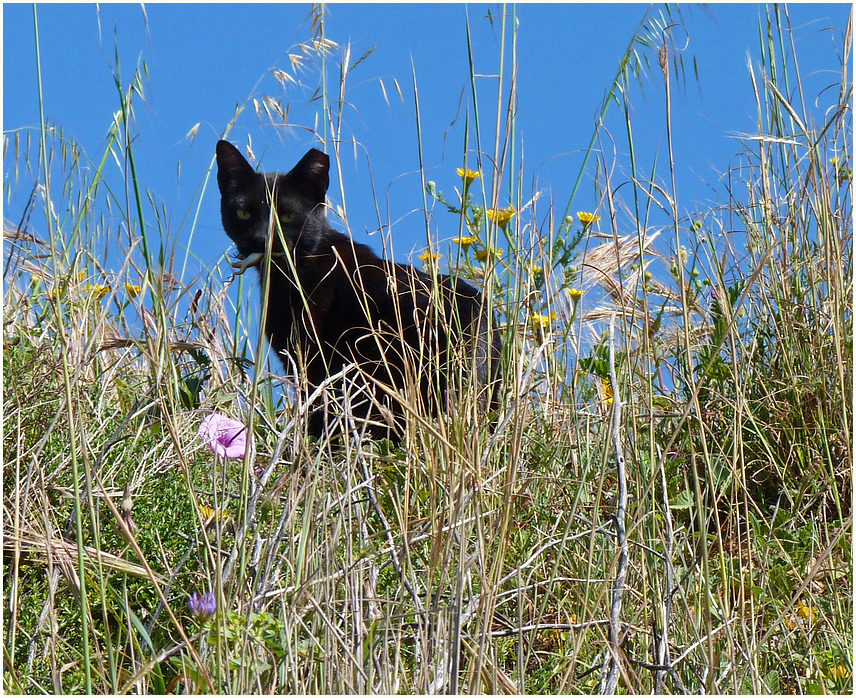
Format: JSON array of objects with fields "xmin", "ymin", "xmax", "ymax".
[{"xmin": 198, "ymin": 413, "xmax": 249, "ymax": 459}]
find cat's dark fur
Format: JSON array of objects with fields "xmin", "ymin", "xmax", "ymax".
[{"xmin": 216, "ymin": 140, "xmax": 501, "ymax": 440}]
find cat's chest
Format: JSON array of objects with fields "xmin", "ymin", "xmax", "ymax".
[{"xmin": 266, "ymin": 251, "xmax": 384, "ymax": 338}]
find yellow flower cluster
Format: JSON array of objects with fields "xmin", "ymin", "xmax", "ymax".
[
  {"xmin": 786, "ymin": 600, "xmax": 818, "ymax": 629},
  {"xmin": 486, "ymin": 206, "xmax": 516, "ymax": 228},
  {"xmin": 46, "ymin": 272, "xmax": 145, "ymax": 305},
  {"xmin": 827, "ymin": 665, "xmax": 850, "ymax": 682},
  {"xmin": 83, "ymin": 284, "xmax": 110, "ymax": 300},
  {"xmin": 530, "ymin": 311, "xmax": 557, "ymax": 331}
]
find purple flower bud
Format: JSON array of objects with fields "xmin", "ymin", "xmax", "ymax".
[
  {"xmin": 187, "ymin": 591, "xmax": 217, "ymax": 621},
  {"xmin": 198, "ymin": 413, "xmax": 250, "ymax": 459}
]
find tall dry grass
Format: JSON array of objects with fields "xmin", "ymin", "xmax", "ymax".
[{"xmin": 3, "ymin": 4, "xmax": 851, "ymax": 694}]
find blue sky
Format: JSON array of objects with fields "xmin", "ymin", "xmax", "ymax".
[{"xmin": 3, "ymin": 2, "xmax": 850, "ymax": 288}]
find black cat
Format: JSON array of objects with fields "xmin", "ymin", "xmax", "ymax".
[{"xmin": 215, "ymin": 140, "xmax": 501, "ymax": 440}]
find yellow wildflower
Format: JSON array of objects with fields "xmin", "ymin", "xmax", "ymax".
[
  {"xmin": 124, "ymin": 283, "xmax": 141, "ymax": 299},
  {"xmin": 603, "ymin": 380, "xmax": 614, "ymax": 406},
  {"xmin": 577, "ymin": 211, "xmax": 601, "ymax": 226},
  {"xmin": 199, "ymin": 505, "xmax": 229, "ymax": 528},
  {"xmin": 827, "ymin": 665, "xmax": 850, "ymax": 681},
  {"xmin": 47, "ymin": 283, "xmax": 64, "ymax": 301},
  {"xmin": 795, "ymin": 600, "xmax": 817, "ymax": 622},
  {"xmin": 474, "ymin": 247, "xmax": 502, "ymax": 263},
  {"xmin": 453, "ymin": 235, "xmax": 479, "ymax": 249},
  {"xmin": 486, "ymin": 206, "xmax": 516, "ymax": 228},
  {"xmin": 531, "ymin": 311, "xmax": 557, "ymax": 331},
  {"xmin": 529, "ymin": 263, "xmax": 542, "ymax": 275},
  {"xmin": 83, "ymin": 284, "xmax": 110, "ymax": 300},
  {"xmin": 568, "ymin": 288, "xmax": 583, "ymax": 303},
  {"xmin": 418, "ymin": 250, "xmax": 442, "ymax": 264},
  {"xmin": 456, "ymin": 168, "xmax": 481, "ymax": 185},
  {"xmin": 830, "ymin": 157, "xmax": 840, "ymax": 166}
]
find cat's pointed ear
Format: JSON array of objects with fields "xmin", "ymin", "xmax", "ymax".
[
  {"xmin": 216, "ymin": 140, "xmax": 256, "ymax": 193},
  {"xmin": 291, "ymin": 148, "xmax": 330, "ymax": 202}
]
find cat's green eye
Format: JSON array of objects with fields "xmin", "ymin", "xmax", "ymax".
[
  {"xmin": 279, "ymin": 212, "xmax": 297, "ymax": 224},
  {"xmin": 236, "ymin": 209, "xmax": 252, "ymax": 221}
]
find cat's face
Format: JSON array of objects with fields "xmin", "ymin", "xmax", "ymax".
[{"xmin": 215, "ymin": 141, "xmax": 330, "ymax": 258}]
